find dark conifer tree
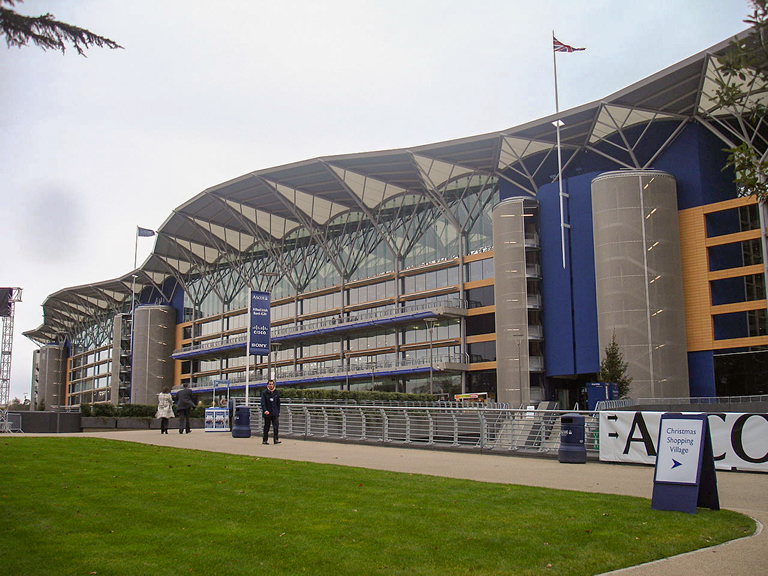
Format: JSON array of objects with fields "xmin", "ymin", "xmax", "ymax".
[
  {"xmin": 597, "ymin": 332, "xmax": 632, "ymax": 398},
  {"xmin": 0, "ymin": 0, "xmax": 121, "ymax": 56}
]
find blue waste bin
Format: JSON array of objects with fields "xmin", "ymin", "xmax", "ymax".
[
  {"xmin": 558, "ymin": 413, "xmax": 586, "ymax": 463},
  {"xmin": 231, "ymin": 405, "xmax": 252, "ymax": 438}
]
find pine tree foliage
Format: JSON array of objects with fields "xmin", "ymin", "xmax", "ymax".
[
  {"xmin": 597, "ymin": 332, "xmax": 632, "ymax": 398},
  {"xmin": 713, "ymin": 1, "xmax": 768, "ymax": 200},
  {"xmin": 0, "ymin": 0, "xmax": 122, "ymax": 56}
]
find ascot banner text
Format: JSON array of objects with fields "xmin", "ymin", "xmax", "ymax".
[{"xmin": 599, "ymin": 411, "xmax": 768, "ymax": 473}]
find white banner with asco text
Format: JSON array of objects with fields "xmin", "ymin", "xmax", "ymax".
[{"xmin": 599, "ymin": 411, "xmax": 768, "ymax": 473}]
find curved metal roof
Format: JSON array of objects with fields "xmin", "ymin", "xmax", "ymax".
[{"xmin": 26, "ymin": 31, "xmax": 762, "ymax": 344}]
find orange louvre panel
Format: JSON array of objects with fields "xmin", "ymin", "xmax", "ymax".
[
  {"xmin": 701, "ymin": 195, "xmax": 758, "ymax": 214},
  {"xmin": 711, "ymin": 299, "xmax": 768, "ymax": 315},
  {"xmin": 708, "ymin": 264, "xmax": 764, "ymax": 281},
  {"xmin": 712, "ymin": 335, "xmax": 768, "ymax": 350},
  {"xmin": 705, "ymin": 228, "xmax": 761, "ymax": 247},
  {"xmin": 679, "ymin": 207, "xmax": 713, "ymax": 351}
]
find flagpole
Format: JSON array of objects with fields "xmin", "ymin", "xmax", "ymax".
[
  {"xmin": 553, "ymin": 31, "xmax": 560, "ymax": 113},
  {"xmin": 553, "ymin": 31, "xmax": 567, "ymax": 269},
  {"xmin": 132, "ymin": 227, "xmax": 139, "ymax": 313}
]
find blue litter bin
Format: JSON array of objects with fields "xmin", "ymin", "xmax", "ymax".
[
  {"xmin": 558, "ymin": 413, "xmax": 586, "ymax": 463},
  {"xmin": 231, "ymin": 405, "xmax": 252, "ymax": 438}
]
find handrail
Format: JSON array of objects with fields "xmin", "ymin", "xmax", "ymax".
[{"xmin": 237, "ymin": 403, "xmax": 600, "ymax": 455}]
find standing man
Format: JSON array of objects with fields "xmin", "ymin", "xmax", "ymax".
[
  {"xmin": 176, "ymin": 382, "xmax": 196, "ymax": 434},
  {"xmin": 260, "ymin": 379, "xmax": 281, "ymax": 445}
]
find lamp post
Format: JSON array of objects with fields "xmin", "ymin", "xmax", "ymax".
[
  {"xmin": 513, "ymin": 334, "xmax": 524, "ymax": 404},
  {"xmin": 424, "ymin": 318, "xmax": 437, "ymax": 395},
  {"xmin": 52, "ymin": 389, "xmax": 61, "ymax": 434},
  {"xmin": 268, "ymin": 341, "xmax": 282, "ymax": 381}
]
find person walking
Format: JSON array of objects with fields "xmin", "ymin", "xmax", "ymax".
[
  {"xmin": 260, "ymin": 379, "xmax": 281, "ymax": 445},
  {"xmin": 176, "ymin": 382, "xmax": 196, "ymax": 434},
  {"xmin": 155, "ymin": 386, "xmax": 175, "ymax": 434}
]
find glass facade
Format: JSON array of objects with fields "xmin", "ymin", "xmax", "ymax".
[
  {"xmin": 176, "ymin": 256, "xmax": 492, "ymax": 394},
  {"xmin": 68, "ymin": 344, "xmax": 113, "ymax": 405}
]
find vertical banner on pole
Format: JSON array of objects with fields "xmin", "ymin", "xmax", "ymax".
[
  {"xmin": 651, "ymin": 413, "xmax": 719, "ymax": 514},
  {"xmin": 248, "ymin": 290, "xmax": 271, "ymax": 356}
]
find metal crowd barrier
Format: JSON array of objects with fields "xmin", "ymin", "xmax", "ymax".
[
  {"xmin": 0, "ymin": 412, "xmax": 23, "ymax": 433},
  {"xmin": 239, "ymin": 401, "xmax": 599, "ymax": 455}
]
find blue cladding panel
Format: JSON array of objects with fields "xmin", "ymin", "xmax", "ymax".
[
  {"xmin": 498, "ymin": 178, "xmax": 520, "ymax": 201},
  {"xmin": 706, "ymin": 209, "xmax": 741, "ymax": 237},
  {"xmin": 713, "ymin": 311, "xmax": 749, "ymax": 340},
  {"xmin": 653, "ymin": 123, "xmax": 736, "ymax": 210},
  {"xmin": 171, "ymin": 282, "xmax": 186, "ymax": 324},
  {"xmin": 569, "ymin": 173, "xmax": 600, "ymax": 374},
  {"xmin": 539, "ymin": 179, "xmax": 574, "ymax": 376},
  {"xmin": 688, "ymin": 351, "xmax": 715, "ymax": 397},
  {"xmin": 540, "ymin": 172, "xmax": 601, "ymax": 378},
  {"xmin": 708, "ymin": 243, "xmax": 743, "ymax": 272},
  {"xmin": 711, "ymin": 277, "xmax": 746, "ymax": 306}
]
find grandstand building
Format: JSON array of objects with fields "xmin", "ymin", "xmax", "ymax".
[{"xmin": 25, "ymin": 32, "xmax": 768, "ymax": 409}]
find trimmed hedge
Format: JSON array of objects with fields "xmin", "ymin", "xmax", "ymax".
[{"xmin": 80, "ymin": 404, "xmax": 206, "ymax": 419}]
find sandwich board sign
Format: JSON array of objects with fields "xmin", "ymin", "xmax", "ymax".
[{"xmin": 651, "ymin": 413, "xmax": 719, "ymax": 514}]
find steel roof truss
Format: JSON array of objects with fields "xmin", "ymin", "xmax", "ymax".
[
  {"xmin": 213, "ymin": 198, "xmax": 299, "ymax": 291},
  {"xmin": 260, "ymin": 177, "xmax": 345, "ymax": 285},
  {"xmin": 324, "ymin": 161, "xmax": 399, "ymax": 267}
]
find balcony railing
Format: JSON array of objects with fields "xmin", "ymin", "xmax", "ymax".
[
  {"xmin": 526, "ymin": 264, "xmax": 541, "ymax": 277},
  {"xmin": 528, "ymin": 325, "xmax": 543, "ymax": 339},
  {"xmin": 524, "ymin": 234, "xmax": 540, "ymax": 248},
  {"xmin": 173, "ymin": 297, "xmax": 476, "ymax": 358},
  {"xmin": 272, "ymin": 297, "xmax": 474, "ymax": 338},
  {"xmin": 178, "ymin": 353, "xmax": 471, "ymax": 391}
]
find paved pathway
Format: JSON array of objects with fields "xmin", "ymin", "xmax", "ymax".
[{"xmin": 26, "ymin": 430, "xmax": 768, "ymax": 574}]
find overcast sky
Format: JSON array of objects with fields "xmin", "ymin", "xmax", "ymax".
[{"xmin": 0, "ymin": 0, "xmax": 751, "ymax": 402}]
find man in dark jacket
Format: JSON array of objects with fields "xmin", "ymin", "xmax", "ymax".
[
  {"xmin": 260, "ymin": 379, "xmax": 281, "ymax": 445},
  {"xmin": 176, "ymin": 382, "xmax": 196, "ymax": 434}
]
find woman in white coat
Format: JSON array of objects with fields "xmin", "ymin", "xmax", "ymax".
[{"xmin": 155, "ymin": 386, "xmax": 175, "ymax": 434}]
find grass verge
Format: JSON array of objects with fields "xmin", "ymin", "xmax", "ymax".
[{"xmin": 0, "ymin": 437, "xmax": 755, "ymax": 575}]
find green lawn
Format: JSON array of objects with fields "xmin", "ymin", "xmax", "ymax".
[{"xmin": 0, "ymin": 438, "xmax": 755, "ymax": 576}]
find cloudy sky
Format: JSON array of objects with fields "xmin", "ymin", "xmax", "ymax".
[{"xmin": 0, "ymin": 0, "xmax": 751, "ymax": 402}]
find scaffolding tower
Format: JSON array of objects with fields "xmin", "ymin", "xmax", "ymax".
[{"xmin": 1, "ymin": 288, "xmax": 22, "ymax": 432}]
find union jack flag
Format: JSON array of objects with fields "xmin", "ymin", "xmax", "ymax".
[{"xmin": 553, "ymin": 36, "xmax": 585, "ymax": 53}]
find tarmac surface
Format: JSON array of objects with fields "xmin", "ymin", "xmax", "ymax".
[{"xmin": 20, "ymin": 429, "xmax": 768, "ymax": 575}]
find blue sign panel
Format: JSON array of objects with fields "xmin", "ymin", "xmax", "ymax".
[
  {"xmin": 651, "ymin": 413, "xmax": 719, "ymax": 514},
  {"xmin": 248, "ymin": 290, "xmax": 270, "ymax": 356}
]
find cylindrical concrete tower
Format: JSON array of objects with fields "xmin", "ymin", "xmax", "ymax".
[
  {"xmin": 492, "ymin": 197, "xmax": 531, "ymax": 406},
  {"xmin": 33, "ymin": 344, "xmax": 66, "ymax": 410},
  {"xmin": 591, "ymin": 170, "xmax": 689, "ymax": 399},
  {"xmin": 130, "ymin": 305, "xmax": 176, "ymax": 405}
]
